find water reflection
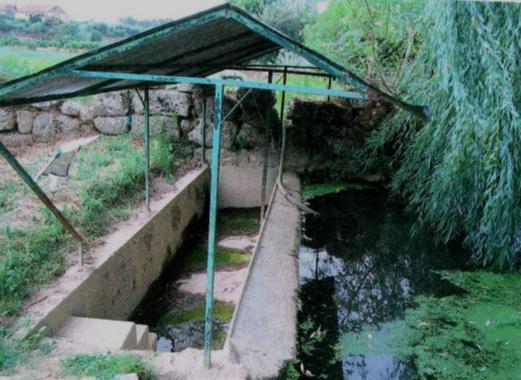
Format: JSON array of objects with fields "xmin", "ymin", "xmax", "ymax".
[{"xmin": 298, "ymin": 189, "xmax": 469, "ymax": 379}]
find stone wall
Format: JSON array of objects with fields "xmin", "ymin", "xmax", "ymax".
[
  {"xmin": 0, "ymin": 85, "xmax": 278, "ymax": 149},
  {"xmin": 284, "ymin": 98, "xmax": 392, "ymax": 182}
]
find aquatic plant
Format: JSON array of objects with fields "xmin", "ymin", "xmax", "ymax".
[{"xmin": 368, "ymin": 1, "xmax": 521, "ymax": 269}]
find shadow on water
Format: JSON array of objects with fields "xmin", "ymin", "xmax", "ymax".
[{"xmin": 297, "ymin": 188, "xmax": 470, "ymax": 380}]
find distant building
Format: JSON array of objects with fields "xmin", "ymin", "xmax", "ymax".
[{"xmin": 14, "ymin": 5, "xmax": 68, "ymax": 22}]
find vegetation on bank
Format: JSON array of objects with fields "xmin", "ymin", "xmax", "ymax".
[
  {"xmin": 367, "ymin": 1, "xmax": 521, "ymax": 269},
  {"xmin": 0, "ymin": 47, "xmax": 73, "ymax": 83},
  {"xmin": 0, "ymin": 134, "xmax": 185, "ymax": 319},
  {"xmin": 62, "ymin": 353, "xmax": 154, "ymax": 380}
]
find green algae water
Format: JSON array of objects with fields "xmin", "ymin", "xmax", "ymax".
[
  {"xmin": 131, "ymin": 208, "xmax": 259, "ymax": 353},
  {"xmin": 294, "ymin": 188, "xmax": 521, "ymax": 380},
  {"xmin": 296, "ymin": 188, "xmax": 476, "ymax": 379}
]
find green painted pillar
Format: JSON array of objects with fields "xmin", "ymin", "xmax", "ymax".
[
  {"xmin": 201, "ymin": 98, "xmax": 207, "ymax": 162},
  {"xmin": 144, "ymin": 87, "xmax": 151, "ymax": 211},
  {"xmin": 203, "ymin": 84, "xmax": 223, "ymax": 367},
  {"xmin": 260, "ymin": 71, "xmax": 273, "ymax": 219}
]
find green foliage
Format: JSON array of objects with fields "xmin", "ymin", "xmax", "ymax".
[
  {"xmin": 304, "ymin": 0, "xmax": 423, "ymax": 88},
  {"xmin": 0, "ymin": 211, "xmax": 69, "ymax": 317},
  {"xmin": 0, "ymin": 47, "xmax": 73, "ymax": 83},
  {"xmin": 0, "ymin": 326, "xmax": 52, "ymax": 374},
  {"xmin": 62, "ymin": 353, "xmax": 154, "ymax": 380},
  {"xmin": 368, "ymin": 1, "xmax": 521, "ymax": 269},
  {"xmin": 229, "ymin": 0, "xmax": 316, "ymax": 42},
  {"xmin": 75, "ymin": 134, "xmax": 174, "ymax": 237},
  {"xmin": 0, "ymin": 134, "xmax": 177, "ymax": 318}
]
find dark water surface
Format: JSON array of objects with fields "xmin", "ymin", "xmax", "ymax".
[{"xmin": 298, "ymin": 188, "xmax": 469, "ymax": 379}]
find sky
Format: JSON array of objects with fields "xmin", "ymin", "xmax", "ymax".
[{"xmin": 0, "ymin": 0, "xmax": 226, "ymax": 22}]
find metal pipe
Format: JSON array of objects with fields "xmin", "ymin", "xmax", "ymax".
[
  {"xmin": 327, "ymin": 75, "xmax": 332, "ymax": 102},
  {"xmin": 201, "ymin": 98, "xmax": 207, "ymax": 162},
  {"xmin": 260, "ymin": 71, "xmax": 273, "ymax": 220},
  {"xmin": 144, "ymin": 86, "xmax": 151, "ymax": 211},
  {"xmin": 65, "ymin": 70, "xmax": 368, "ymax": 101},
  {"xmin": 279, "ymin": 67, "xmax": 288, "ymax": 137},
  {"xmin": 203, "ymin": 84, "xmax": 223, "ymax": 368},
  {"xmin": 0, "ymin": 141, "xmax": 86, "ymax": 263}
]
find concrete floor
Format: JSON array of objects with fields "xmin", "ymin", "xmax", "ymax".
[{"xmin": 225, "ymin": 173, "xmax": 301, "ymax": 378}]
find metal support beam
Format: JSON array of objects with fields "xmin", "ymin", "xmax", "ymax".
[
  {"xmin": 327, "ymin": 76, "xmax": 332, "ymax": 102},
  {"xmin": 201, "ymin": 98, "xmax": 207, "ymax": 162},
  {"xmin": 0, "ymin": 141, "xmax": 86, "ymax": 264},
  {"xmin": 204, "ymin": 84, "xmax": 223, "ymax": 368},
  {"xmin": 260, "ymin": 71, "xmax": 273, "ymax": 220},
  {"xmin": 64, "ymin": 70, "xmax": 368, "ymax": 101},
  {"xmin": 144, "ymin": 87, "xmax": 151, "ymax": 211},
  {"xmin": 280, "ymin": 67, "xmax": 288, "ymax": 130}
]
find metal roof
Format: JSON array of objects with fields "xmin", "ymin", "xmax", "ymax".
[{"xmin": 0, "ymin": 4, "xmax": 428, "ymax": 118}]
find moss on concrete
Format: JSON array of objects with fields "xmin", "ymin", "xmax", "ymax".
[{"xmin": 156, "ymin": 302, "xmax": 234, "ymax": 327}]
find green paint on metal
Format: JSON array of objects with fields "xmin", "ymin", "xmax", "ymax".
[
  {"xmin": 204, "ymin": 83, "xmax": 223, "ymax": 367},
  {"xmin": 0, "ymin": 7, "xmax": 227, "ymax": 99},
  {"xmin": 65, "ymin": 70, "xmax": 368, "ymax": 100},
  {"xmin": 144, "ymin": 87, "xmax": 151, "ymax": 210},
  {"xmin": 0, "ymin": 141, "xmax": 86, "ymax": 263},
  {"xmin": 226, "ymin": 8, "xmax": 430, "ymax": 119},
  {"xmin": 201, "ymin": 98, "xmax": 207, "ymax": 162}
]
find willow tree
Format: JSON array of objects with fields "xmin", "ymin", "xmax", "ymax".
[{"xmin": 369, "ymin": 1, "xmax": 521, "ymax": 269}]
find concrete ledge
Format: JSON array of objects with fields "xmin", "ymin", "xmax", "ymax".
[
  {"xmin": 225, "ymin": 173, "xmax": 301, "ymax": 378},
  {"xmin": 20, "ymin": 167, "xmax": 208, "ymax": 336}
]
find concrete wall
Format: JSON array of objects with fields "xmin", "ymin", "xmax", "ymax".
[
  {"xmin": 219, "ymin": 165, "xmax": 277, "ymax": 209},
  {"xmin": 217, "ymin": 150, "xmax": 279, "ymax": 209},
  {"xmin": 27, "ymin": 168, "xmax": 208, "ymax": 335}
]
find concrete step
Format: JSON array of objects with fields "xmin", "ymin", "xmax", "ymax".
[
  {"xmin": 148, "ymin": 332, "xmax": 158, "ymax": 351},
  {"xmin": 135, "ymin": 324, "xmax": 150, "ymax": 350},
  {"xmin": 57, "ymin": 317, "xmax": 138, "ymax": 351}
]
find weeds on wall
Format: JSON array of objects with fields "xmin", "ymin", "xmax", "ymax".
[{"xmin": 0, "ymin": 134, "xmax": 182, "ymax": 320}]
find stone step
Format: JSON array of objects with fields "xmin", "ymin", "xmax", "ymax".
[{"xmin": 57, "ymin": 317, "xmax": 138, "ymax": 351}]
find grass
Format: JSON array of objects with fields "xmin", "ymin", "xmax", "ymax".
[
  {"xmin": 156, "ymin": 302, "xmax": 234, "ymax": 327},
  {"xmin": 0, "ymin": 134, "xmax": 181, "ymax": 319},
  {"xmin": 0, "ymin": 325, "xmax": 51, "ymax": 374},
  {"xmin": 0, "ymin": 47, "xmax": 73, "ymax": 82},
  {"xmin": 62, "ymin": 353, "xmax": 154, "ymax": 380}
]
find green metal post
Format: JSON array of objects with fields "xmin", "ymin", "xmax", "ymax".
[
  {"xmin": 0, "ymin": 140, "xmax": 86, "ymax": 263},
  {"xmin": 280, "ymin": 67, "xmax": 288, "ymax": 130},
  {"xmin": 260, "ymin": 71, "xmax": 273, "ymax": 220},
  {"xmin": 327, "ymin": 76, "xmax": 332, "ymax": 102},
  {"xmin": 144, "ymin": 87, "xmax": 151, "ymax": 211},
  {"xmin": 201, "ymin": 98, "xmax": 207, "ymax": 162},
  {"xmin": 203, "ymin": 84, "xmax": 223, "ymax": 368}
]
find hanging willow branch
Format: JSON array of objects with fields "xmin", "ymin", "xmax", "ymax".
[{"xmin": 368, "ymin": 0, "xmax": 521, "ymax": 270}]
